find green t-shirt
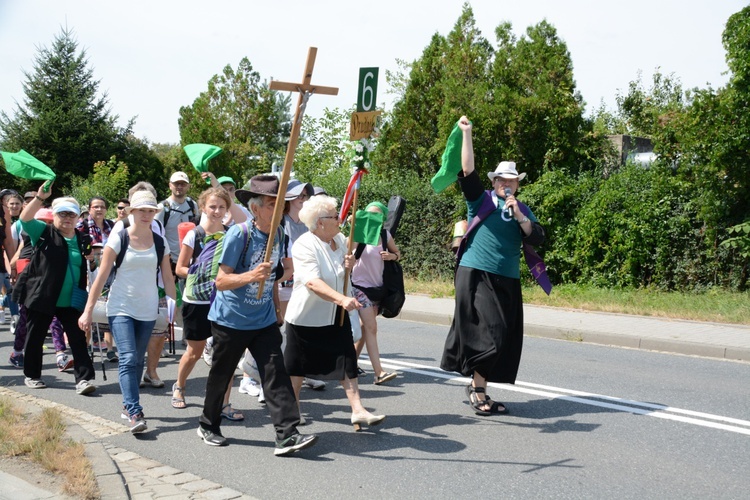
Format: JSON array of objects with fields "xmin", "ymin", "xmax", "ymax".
[
  {"xmin": 459, "ymin": 195, "xmax": 537, "ymax": 279},
  {"xmin": 20, "ymin": 219, "xmax": 82, "ymax": 308}
]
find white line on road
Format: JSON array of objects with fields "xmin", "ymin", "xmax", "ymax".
[{"xmin": 361, "ymin": 357, "xmax": 750, "ymax": 436}]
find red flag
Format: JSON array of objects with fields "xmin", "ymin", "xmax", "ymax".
[{"xmin": 338, "ymin": 168, "xmax": 367, "ymax": 224}]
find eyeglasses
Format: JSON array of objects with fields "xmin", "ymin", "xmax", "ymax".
[
  {"xmin": 319, "ymin": 216, "xmax": 338, "ymax": 220},
  {"xmin": 116, "ymin": 206, "xmax": 128, "ymax": 210},
  {"xmin": 56, "ymin": 211, "xmax": 78, "ymax": 219}
]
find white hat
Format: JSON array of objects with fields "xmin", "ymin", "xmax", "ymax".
[
  {"xmin": 487, "ymin": 161, "xmax": 526, "ymax": 181},
  {"xmin": 169, "ymin": 171, "xmax": 190, "ymax": 184},
  {"xmin": 125, "ymin": 191, "xmax": 163, "ymax": 214}
]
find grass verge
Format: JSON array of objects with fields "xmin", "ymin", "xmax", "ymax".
[
  {"xmin": 406, "ymin": 278, "xmax": 750, "ymax": 325},
  {"xmin": 0, "ymin": 397, "xmax": 99, "ymax": 499}
]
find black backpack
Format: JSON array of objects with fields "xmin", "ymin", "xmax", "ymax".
[{"xmin": 162, "ymin": 197, "xmax": 198, "ymax": 226}]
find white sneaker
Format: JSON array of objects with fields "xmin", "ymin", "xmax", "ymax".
[
  {"xmin": 203, "ymin": 341, "xmax": 213, "ymax": 367},
  {"xmin": 75, "ymin": 379, "xmax": 96, "ymax": 395},
  {"xmin": 239, "ymin": 377, "xmax": 261, "ymax": 397},
  {"xmin": 257, "ymin": 388, "xmax": 265, "ymax": 404},
  {"xmin": 302, "ymin": 378, "xmax": 326, "ymax": 390}
]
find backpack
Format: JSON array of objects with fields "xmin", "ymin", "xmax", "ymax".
[
  {"xmin": 184, "ymin": 226, "xmax": 226, "ymax": 303},
  {"xmin": 162, "ymin": 197, "xmax": 198, "ymax": 227},
  {"xmin": 103, "ymin": 229, "xmax": 165, "ymax": 294}
]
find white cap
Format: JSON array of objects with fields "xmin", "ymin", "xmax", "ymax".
[{"xmin": 170, "ymin": 172, "xmax": 190, "ymax": 184}]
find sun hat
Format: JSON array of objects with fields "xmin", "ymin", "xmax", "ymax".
[
  {"xmin": 235, "ymin": 175, "xmax": 281, "ymax": 207},
  {"xmin": 217, "ymin": 176, "xmax": 236, "ymax": 187},
  {"xmin": 285, "ymin": 180, "xmax": 313, "ymax": 201},
  {"xmin": 487, "ymin": 161, "xmax": 526, "ymax": 181},
  {"xmin": 313, "ymin": 186, "xmax": 327, "ymax": 196},
  {"xmin": 34, "ymin": 207, "xmax": 54, "ymax": 222},
  {"xmin": 51, "ymin": 200, "xmax": 81, "ymax": 216},
  {"xmin": 24, "ymin": 191, "xmax": 36, "ymax": 200},
  {"xmin": 125, "ymin": 190, "xmax": 162, "ymax": 214},
  {"xmin": 169, "ymin": 171, "xmax": 190, "ymax": 184}
]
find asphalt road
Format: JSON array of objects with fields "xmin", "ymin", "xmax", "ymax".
[{"xmin": 1, "ymin": 318, "xmax": 749, "ymax": 499}]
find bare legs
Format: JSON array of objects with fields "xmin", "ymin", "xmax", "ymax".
[
  {"xmin": 355, "ymin": 304, "xmax": 388, "ymax": 377},
  {"xmin": 145, "ymin": 334, "xmax": 165, "ymax": 383}
]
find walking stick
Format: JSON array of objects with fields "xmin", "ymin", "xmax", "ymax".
[{"xmin": 340, "ymin": 188, "xmax": 360, "ymax": 326}]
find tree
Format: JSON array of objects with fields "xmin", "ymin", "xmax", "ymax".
[
  {"xmin": 0, "ymin": 28, "xmax": 127, "ymax": 192},
  {"xmin": 178, "ymin": 58, "xmax": 291, "ymax": 186},
  {"xmin": 68, "ymin": 156, "xmax": 131, "ymax": 217}
]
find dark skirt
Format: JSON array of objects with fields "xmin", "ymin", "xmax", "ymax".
[
  {"xmin": 284, "ymin": 306, "xmax": 358, "ymax": 380},
  {"xmin": 440, "ymin": 266, "xmax": 524, "ymax": 384}
]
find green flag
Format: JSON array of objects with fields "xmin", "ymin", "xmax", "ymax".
[
  {"xmin": 183, "ymin": 143, "xmax": 223, "ymax": 184},
  {"xmin": 352, "ymin": 209, "xmax": 384, "ymax": 246},
  {"xmin": 430, "ymin": 122, "xmax": 463, "ymax": 193},
  {"xmin": 1, "ymin": 149, "xmax": 56, "ymax": 191}
]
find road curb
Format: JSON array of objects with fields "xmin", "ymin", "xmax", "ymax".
[{"xmin": 65, "ymin": 422, "xmax": 130, "ymax": 500}]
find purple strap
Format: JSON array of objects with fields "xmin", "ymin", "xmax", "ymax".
[{"xmin": 457, "ymin": 191, "xmax": 552, "ymax": 295}]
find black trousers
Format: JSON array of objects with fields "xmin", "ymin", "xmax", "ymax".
[
  {"xmin": 199, "ymin": 322, "xmax": 300, "ymax": 441},
  {"xmin": 24, "ymin": 306, "xmax": 95, "ymax": 383}
]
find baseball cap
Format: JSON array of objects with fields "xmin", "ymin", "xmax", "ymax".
[{"xmin": 170, "ymin": 172, "xmax": 190, "ymax": 184}]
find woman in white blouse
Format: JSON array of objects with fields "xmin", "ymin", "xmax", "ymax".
[{"xmin": 284, "ymin": 195, "xmax": 385, "ymax": 431}]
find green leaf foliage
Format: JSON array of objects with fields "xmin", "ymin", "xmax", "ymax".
[
  {"xmin": 178, "ymin": 58, "xmax": 291, "ymax": 188},
  {"xmin": 68, "ymin": 156, "xmax": 131, "ymax": 218},
  {"xmin": 0, "ymin": 28, "xmax": 163, "ymax": 195}
]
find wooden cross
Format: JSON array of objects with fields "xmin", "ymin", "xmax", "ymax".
[{"xmin": 257, "ymin": 47, "xmax": 339, "ymax": 298}]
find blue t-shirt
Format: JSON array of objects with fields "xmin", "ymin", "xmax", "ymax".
[
  {"xmin": 459, "ymin": 194, "xmax": 538, "ymax": 279},
  {"xmin": 208, "ymin": 222, "xmax": 281, "ymax": 331}
]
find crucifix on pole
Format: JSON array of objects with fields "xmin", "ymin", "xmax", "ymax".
[{"xmin": 257, "ymin": 47, "xmax": 339, "ymax": 298}]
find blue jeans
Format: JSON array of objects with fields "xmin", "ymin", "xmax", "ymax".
[
  {"xmin": 2, "ymin": 273, "xmax": 19, "ymax": 316},
  {"xmin": 109, "ymin": 316, "xmax": 155, "ymax": 417}
]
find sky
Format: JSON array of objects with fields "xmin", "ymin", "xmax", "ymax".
[{"xmin": 0, "ymin": 0, "xmax": 746, "ymax": 145}]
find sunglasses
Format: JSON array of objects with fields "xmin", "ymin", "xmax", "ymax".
[
  {"xmin": 56, "ymin": 211, "xmax": 78, "ymax": 219},
  {"xmin": 116, "ymin": 206, "xmax": 128, "ymax": 210}
]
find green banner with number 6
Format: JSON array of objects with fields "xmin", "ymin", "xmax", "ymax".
[{"xmin": 357, "ymin": 67, "xmax": 379, "ymax": 112}]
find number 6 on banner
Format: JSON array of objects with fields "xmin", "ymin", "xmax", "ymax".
[{"xmin": 357, "ymin": 67, "xmax": 379, "ymax": 112}]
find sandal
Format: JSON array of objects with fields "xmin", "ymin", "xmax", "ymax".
[
  {"xmin": 221, "ymin": 403, "xmax": 244, "ymax": 421},
  {"xmin": 465, "ymin": 384, "xmax": 508, "ymax": 415},
  {"xmin": 373, "ymin": 372, "xmax": 397, "ymax": 385},
  {"xmin": 171, "ymin": 383, "xmax": 186, "ymax": 409},
  {"xmin": 466, "ymin": 384, "xmax": 491, "ymax": 416}
]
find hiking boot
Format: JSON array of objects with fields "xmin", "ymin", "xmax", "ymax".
[
  {"xmin": 24, "ymin": 377, "xmax": 46, "ymax": 389},
  {"xmin": 75, "ymin": 379, "xmax": 96, "ymax": 395},
  {"xmin": 197, "ymin": 427, "xmax": 228, "ymax": 446},
  {"xmin": 128, "ymin": 412, "xmax": 147, "ymax": 434},
  {"xmin": 274, "ymin": 433, "xmax": 318, "ymax": 456},
  {"xmin": 9, "ymin": 352, "xmax": 24, "ymax": 368},
  {"xmin": 107, "ymin": 349, "xmax": 119, "ymax": 362}
]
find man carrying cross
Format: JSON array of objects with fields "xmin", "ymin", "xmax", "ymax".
[{"xmin": 198, "ymin": 175, "xmax": 318, "ymax": 456}]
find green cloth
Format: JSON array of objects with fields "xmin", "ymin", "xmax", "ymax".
[
  {"xmin": 1, "ymin": 149, "xmax": 56, "ymax": 191},
  {"xmin": 183, "ymin": 144, "xmax": 223, "ymax": 184},
  {"xmin": 352, "ymin": 209, "xmax": 385, "ymax": 246},
  {"xmin": 430, "ymin": 122, "xmax": 463, "ymax": 193},
  {"xmin": 365, "ymin": 201, "xmax": 388, "ymax": 218}
]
